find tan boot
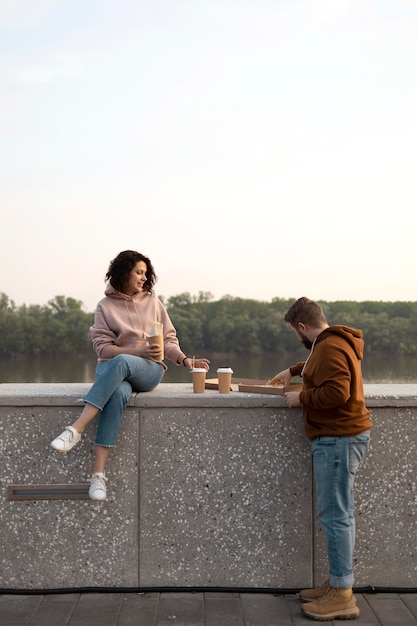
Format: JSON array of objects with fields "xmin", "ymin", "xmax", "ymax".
[
  {"xmin": 302, "ymin": 587, "xmax": 360, "ymax": 621},
  {"xmin": 299, "ymin": 579, "xmax": 330, "ymax": 602}
]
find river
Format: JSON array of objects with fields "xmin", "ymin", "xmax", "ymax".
[{"xmin": 1, "ymin": 351, "xmax": 416, "ymax": 384}]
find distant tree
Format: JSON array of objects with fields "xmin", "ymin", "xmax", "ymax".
[
  {"xmin": 166, "ymin": 293, "xmax": 194, "ymax": 308},
  {"xmin": 0, "ymin": 292, "xmax": 16, "ymax": 311},
  {"xmin": 1, "ymin": 292, "xmax": 417, "ymax": 356},
  {"xmin": 0, "ymin": 295, "xmax": 92, "ymax": 356}
]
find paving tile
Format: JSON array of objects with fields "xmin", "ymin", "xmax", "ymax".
[
  {"xmin": 30, "ymin": 594, "xmax": 80, "ymax": 626},
  {"xmin": 0, "ymin": 594, "xmax": 42, "ymax": 626},
  {"xmin": 117, "ymin": 593, "xmax": 159, "ymax": 626},
  {"xmin": 354, "ymin": 594, "xmax": 383, "ymax": 625},
  {"xmin": 204, "ymin": 596, "xmax": 244, "ymax": 626},
  {"xmin": 156, "ymin": 592, "xmax": 204, "ymax": 626},
  {"xmin": 240, "ymin": 593, "xmax": 293, "ymax": 625},
  {"xmin": 364, "ymin": 593, "xmax": 417, "ymax": 626},
  {"xmin": 401, "ymin": 594, "xmax": 417, "ymax": 620},
  {"xmin": 1, "ymin": 590, "xmax": 416, "ymax": 626},
  {"xmin": 67, "ymin": 592, "xmax": 123, "ymax": 626},
  {"xmin": 204, "ymin": 592, "xmax": 240, "ymax": 598},
  {"xmin": 284, "ymin": 595, "xmax": 318, "ymax": 625}
]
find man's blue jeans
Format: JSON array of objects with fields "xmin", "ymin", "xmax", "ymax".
[
  {"xmin": 311, "ymin": 430, "xmax": 371, "ymax": 589},
  {"xmin": 83, "ymin": 355, "xmax": 164, "ymax": 447}
]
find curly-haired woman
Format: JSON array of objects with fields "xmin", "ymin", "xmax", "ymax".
[{"xmin": 50, "ymin": 250, "xmax": 210, "ymax": 501}]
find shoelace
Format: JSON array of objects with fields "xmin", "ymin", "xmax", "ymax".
[
  {"xmin": 318, "ymin": 588, "xmax": 352, "ymax": 605},
  {"xmin": 91, "ymin": 474, "xmax": 108, "ymax": 492},
  {"xmin": 56, "ymin": 427, "xmax": 76, "ymax": 444}
]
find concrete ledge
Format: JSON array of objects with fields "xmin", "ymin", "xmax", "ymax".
[
  {"xmin": 0, "ymin": 383, "xmax": 416, "ymax": 590},
  {"xmin": 1, "ymin": 382, "xmax": 416, "ymax": 406}
]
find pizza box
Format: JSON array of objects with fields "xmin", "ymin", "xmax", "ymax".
[
  {"xmin": 205, "ymin": 377, "xmax": 263, "ymax": 391},
  {"xmin": 238, "ymin": 381, "xmax": 303, "ymax": 395},
  {"xmin": 205, "ymin": 378, "xmax": 302, "ymax": 395}
]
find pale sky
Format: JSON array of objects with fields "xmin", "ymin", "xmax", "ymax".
[{"xmin": 1, "ymin": 0, "xmax": 417, "ymax": 312}]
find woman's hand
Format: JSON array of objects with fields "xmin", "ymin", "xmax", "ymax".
[
  {"xmin": 268, "ymin": 368, "xmax": 291, "ymax": 386},
  {"xmin": 284, "ymin": 391, "xmax": 301, "ymax": 408},
  {"xmin": 147, "ymin": 342, "xmax": 164, "ymax": 361},
  {"xmin": 184, "ymin": 357, "xmax": 210, "ymax": 371}
]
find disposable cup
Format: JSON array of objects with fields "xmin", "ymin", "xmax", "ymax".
[
  {"xmin": 148, "ymin": 334, "xmax": 164, "ymax": 360},
  {"xmin": 217, "ymin": 367, "xmax": 233, "ymax": 394},
  {"xmin": 191, "ymin": 368, "xmax": 206, "ymax": 393}
]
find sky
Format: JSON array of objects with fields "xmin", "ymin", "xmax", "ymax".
[{"xmin": 1, "ymin": 0, "xmax": 417, "ymax": 312}]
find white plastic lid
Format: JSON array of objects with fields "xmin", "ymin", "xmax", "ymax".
[
  {"xmin": 191, "ymin": 368, "xmax": 206, "ymax": 373},
  {"xmin": 217, "ymin": 367, "xmax": 233, "ymax": 373}
]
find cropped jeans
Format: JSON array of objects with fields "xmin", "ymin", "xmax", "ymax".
[
  {"xmin": 311, "ymin": 430, "xmax": 371, "ymax": 589},
  {"xmin": 83, "ymin": 354, "xmax": 164, "ymax": 447}
]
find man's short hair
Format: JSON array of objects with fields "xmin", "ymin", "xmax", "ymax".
[{"xmin": 284, "ymin": 297, "xmax": 328, "ymax": 328}]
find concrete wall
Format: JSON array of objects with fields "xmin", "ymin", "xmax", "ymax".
[{"xmin": 0, "ymin": 383, "xmax": 416, "ymax": 591}]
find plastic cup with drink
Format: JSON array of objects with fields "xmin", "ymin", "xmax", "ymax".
[{"xmin": 148, "ymin": 321, "xmax": 164, "ymax": 361}]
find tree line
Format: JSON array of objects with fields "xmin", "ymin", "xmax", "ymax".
[{"xmin": 1, "ymin": 291, "xmax": 417, "ymax": 357}]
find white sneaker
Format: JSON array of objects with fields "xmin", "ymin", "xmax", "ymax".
[
  {"xmin": 50, "ymin": 426, "xmax": 81, "ymax": 452},
  {"xmin": 89, "ymin": 473, "xmax": 108, "ymax": 501}
]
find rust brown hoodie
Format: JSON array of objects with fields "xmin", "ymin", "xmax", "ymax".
[{"xmin": 289, "ymin": 325, "xmax": 372, "ymax": 440}]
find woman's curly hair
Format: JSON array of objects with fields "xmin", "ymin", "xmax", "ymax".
[{"xmin": 105, "ymin": 250, "xmax": 157, "ymax": 294}]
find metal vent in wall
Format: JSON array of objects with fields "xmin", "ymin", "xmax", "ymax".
[{"xmin": 7, "ymin": 484, "xmax": 90, "ymax": 501}]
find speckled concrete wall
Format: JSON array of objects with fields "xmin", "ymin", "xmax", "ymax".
[
  {"xmin": 0, "ymin": 383, "xmax": 416, "ymax": 590},
  {"xmin": 0, "ymin": 399, "xmax": 140, "ymax": 589},
  {"xmin": 138, "ymin": 407, "xmax": 311, "ymax": 588}
]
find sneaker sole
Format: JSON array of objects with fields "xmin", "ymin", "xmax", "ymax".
[
  {"xmin": 302, "ymin": 606, "xmax": 360, "ymax": 621},
  {"xmin": 50, "ymin": 443, "xmax": 70, "ymax": 453}
]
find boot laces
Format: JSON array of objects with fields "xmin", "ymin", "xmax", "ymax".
[{"xmin": 318, "ymin": 588, "xmax": 338, "ymax": 604}]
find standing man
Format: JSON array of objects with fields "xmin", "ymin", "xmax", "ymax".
[{"xmin": 270, "ymin": 297, "xmax": 372, "ymax": 621}]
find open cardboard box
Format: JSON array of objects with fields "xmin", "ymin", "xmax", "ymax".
[{"xmin": 205, "ymin": 377, "xmax": 303, "ymax": 395}]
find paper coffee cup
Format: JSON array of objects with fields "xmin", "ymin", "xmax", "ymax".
[
  {"xmin": 148, "ymin": 334, "xmax": 164, "ymax": 360},
  {"xmin": 217, "ymin": 367, "xmax": 233, "ymax": 394},
  {"xmin": 191, "ymin": 368, "xmax": 206, "ymax": 393}
]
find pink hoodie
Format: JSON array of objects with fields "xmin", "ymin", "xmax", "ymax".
[{"xmin": 90, "ymin": 284, "xmax": 185, "ymax": 370}]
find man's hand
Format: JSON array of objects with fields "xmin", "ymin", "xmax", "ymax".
[{"xmin": 268, "ymin": 368, "xmax": 292, "ymax": 386}]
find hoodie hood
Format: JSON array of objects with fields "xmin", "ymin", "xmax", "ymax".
[
  {"xmin": 104, "ymin": 283, "xmax": 148, "ymax": 301},
  {"xmin": 317, "ymin": 325, "xmax": 365, "ymax": 360}
]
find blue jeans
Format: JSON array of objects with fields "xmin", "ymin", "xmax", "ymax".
[
  {"xmin": 83, "ymin": 355, "xmax": 164, "ymax": 447},
  {"xmin": 311, "ymin": 430, "xmax": 370, "ymax": 589}
]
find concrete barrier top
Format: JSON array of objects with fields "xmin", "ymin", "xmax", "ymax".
[{"xmin": 0, "ymin": 382, "xmax": 416, "ymax": 408}]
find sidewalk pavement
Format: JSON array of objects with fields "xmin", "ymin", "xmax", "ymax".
[{"xmin": 1, "ymin": 590, "xmax": 417, "ymax": 626}]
